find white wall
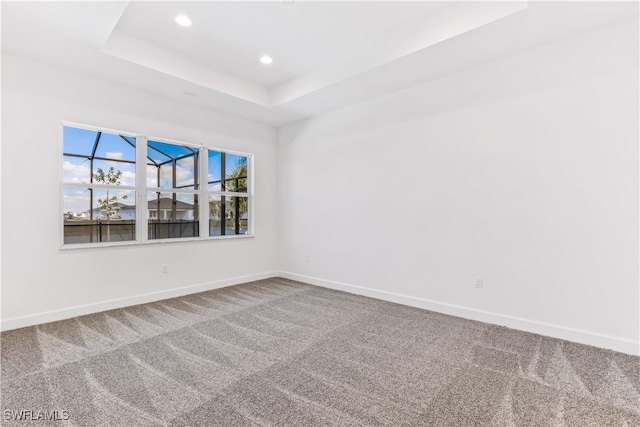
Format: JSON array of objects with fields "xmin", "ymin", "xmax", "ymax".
[
  {"xmin": 277, "ymin": 19, "xmax": 640, "ymax": 354},
  {"xmin": 1, "ymin": 54, "xmax": 279, "ymax": 329}
]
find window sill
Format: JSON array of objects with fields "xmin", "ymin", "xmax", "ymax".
[{"xmin": 60, "ymin": 234, "xmax": 255, "ymax": 250}]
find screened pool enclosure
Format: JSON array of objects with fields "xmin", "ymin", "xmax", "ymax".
[{"xmin": 62, "ymin": 125, "xmax": 249, "ymax": 245}]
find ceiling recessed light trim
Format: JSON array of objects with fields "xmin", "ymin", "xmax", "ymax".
[
  {"xmin": 260, "ymin": 55, "xmax": 273, "ymax": 65},
  {"xmin": 175, "ymin": 15, "xmax": 192, "ymax": 27}
]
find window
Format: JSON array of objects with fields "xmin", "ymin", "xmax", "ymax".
[
  {"xmin": 61, "ymin": 124, "xmax": 253, "ymax": 247},
  {"xmin": 147, "ymin": 140, "xmax": 200, "ymax": 240},
  {"xmin": 207, "ymin": 150, "xmax": 249, "ymax": 236},
  {"xmin": 62, "ymin": 127, "xmax": 137, "ymax": 244}
]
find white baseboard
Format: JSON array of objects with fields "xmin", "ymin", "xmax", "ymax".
[
  {"xmin": 0, "ymin": 271, "xmax": 279, "ymax": 332},
  {"xmin": 279, "ymin": 271, "xmax": 640, "ymax": 356},
  {"xmin": 4, "ymin": 270, "xmax": 638, "ymax": 356}
]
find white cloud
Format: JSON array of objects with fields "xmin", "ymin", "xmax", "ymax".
[
  {"xmin": 63, "ymin": 188, "xmax": 90, "ymax": 212},
  {"xmin": 63, "ymin": 160, "xmax": 90, "ymax": 183},
  {"xmin": 119, "ymin": 170, "xmax": 135, "ymax": 187},
  {"xmin": 102, "ymin": 152, "xmax": 131, "ymax": 169},
  {"xmin": 175, "ymin": 165, "xmax": 194, "ymax": 187},
  {"xmin": 64, "ymin": 157, "xmax": 137, "ymax": 186},
  {"xmin": 63, "ymin": 188, "xmax": 135, "ymax": 214},
  {"xmin": 105, "ymin": 152, "xmax": 124, "ymax": 160},
  {"xmin": 147, "ymin": 164, "xmax": 195, "ymax": 188},
  {"xmin": 147, "ymin": 165, "xmax": 159, "ymax": 187}
]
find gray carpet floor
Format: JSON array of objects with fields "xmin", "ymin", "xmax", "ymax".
[{"xmin": 1, "ymin": 277, "xmax": 639, "ymax": 426}]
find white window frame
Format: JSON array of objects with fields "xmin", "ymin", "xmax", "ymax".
[
  {"xmin": 203, "ymin": 147, "xmax": 254, "ymax": 238},
  {"xmin": 60, "ymin": 122, "xmax": 254, "ymax": 249}
]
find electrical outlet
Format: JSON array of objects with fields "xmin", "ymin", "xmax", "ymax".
[
  {"xmin": 162, "ymin": 265, "xmax": 169, "ymax": 274},
  {"xmin": 475, "ymin": 276, "xmax": 483, "ymax": 289}
]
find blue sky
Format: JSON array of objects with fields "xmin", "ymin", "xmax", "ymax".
[{"xmin": 63, "ymin": 126, "xmax": 137, "ymax": 187}]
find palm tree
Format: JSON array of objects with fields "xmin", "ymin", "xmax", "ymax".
[
  {"xmin": 226, "ymin": 158, "xmax": 248, "ymax": 233},
  {"xmin": 207, "ymin": 158, "xmax": 248, "ymax": 234},
  {"xmin": 226, "ymin": 157, "xmax": 247, "ymax": 193}
]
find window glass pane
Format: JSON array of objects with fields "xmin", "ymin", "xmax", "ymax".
[
  {"xmin": 208, "ymin": 195, "xmax": 248, "ymax": 236},
  {"xmin": 147, "ymin": 163, "xmax": 160, "ymax": 187},
  {"xmin": 63, "ymin": 126, "xmax": 136, "ymax": 184},
  {"xmin": 63, "ymin": 187, "xmax": 135, "ymax": 244},
  {"xmin": 225, "ymin": 153, "xmax": 248, "ymax": 192},
  {"xmin": 207, "ymin": 150, "xmax": 222, "ymax": 191},
  {"xmin": 63, "ymin": 126, "xmax": 99, "ymax": 156},
  {"xmin": 176, "ymin": 155, "xmax": 197, "ymax": 189},
  {"xmin": 93, "ymin": 133, "xmax": 136, "ymax": 161},
  {"xmin": 159, "ymin": 163, "xmax": 173, "ymax": 188},
  {"xmin": 207, "ymin": 151, "xmax": 247, "ymax": 193},
  {"xmin": 148, "ymin": 192, "xmax": 199, "ymax": 240},
  {"xmin": 93, "ymin": 160, "xmax": 136, "ymax": 187},
  {"xmin": 147, "ymin": 140, "xmax": 198, "ymax": 189},
  {"xmin": 225, "ymin": 154, "xmax": 248, "ymax": 193},
  {"xmin": 148, "ymin": 140, "xmax": 194, "ymax": 159},
  {"xmin": 63, "ymin": 156, "xmax": 91, "ymax": 183}
]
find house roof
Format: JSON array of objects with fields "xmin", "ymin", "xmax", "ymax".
[
  {"xmin": 91, "ymin": 198, "xmax": 194, "ymax": 211},
  {"xmin": 147, "ymin": 197, "xmax": 194, "ymax": 210}
]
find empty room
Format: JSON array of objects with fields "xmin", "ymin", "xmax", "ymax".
[{"xmin": 1, "ymin": 1, "xmax": 639, "ymax": 426}]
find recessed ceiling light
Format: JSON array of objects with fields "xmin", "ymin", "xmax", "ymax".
[
  {"xmin": 260, "ymin": 55, "xmax": 273, "ymax": 65},
  {"xmin": 175, "ymin": 15, "xmax": 192, "ymax": 27}
]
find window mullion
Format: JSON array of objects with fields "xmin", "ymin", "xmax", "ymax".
[
  {"xmin": 136, "ymin": 136, "xmax": 148, "ymax": 243},
  {"xmin": 248, "ymin": 154, "xmax": 254, "ymax": 235},
  {"xmin": 199, "ymin": 147, "xmax": 208, "ymax": 239}
]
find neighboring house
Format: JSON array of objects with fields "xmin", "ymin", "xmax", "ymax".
[
  {"xmin": 89, "ymin": 202, "xmax": 130, "ymax": 220},
  {"xmin": 64, "ymin": 211, "xmax": 90, "ymax": 220},
  {"xmin": 147, "ymin": 197, "xmax": 195, "ymax": 220},
  {"xmin": 87, "ymin": 198, "xmax": 195, "ymax": 220}
]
